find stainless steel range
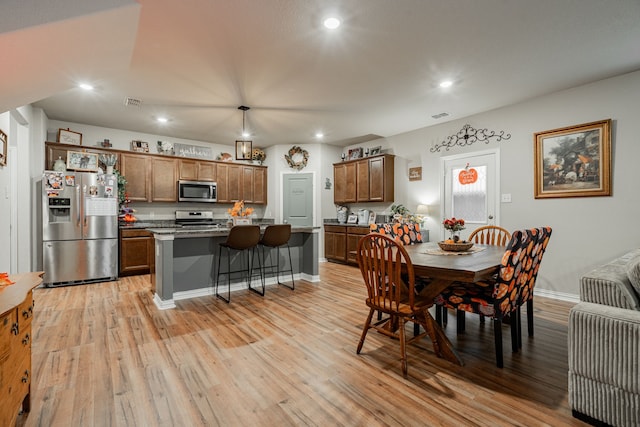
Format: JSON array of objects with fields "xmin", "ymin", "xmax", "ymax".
[{"xmin": 175, "ymin": 210, "xmax": 217, "ymax": 228}]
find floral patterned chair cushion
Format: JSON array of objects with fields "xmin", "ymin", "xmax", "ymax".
[
  {"xmin": 369, "ymin": 222, "xmax": 422, "ymax": 246},
  {"xmin": 435, "ymin": 227, "xmax": 553, "ymax": 320}
]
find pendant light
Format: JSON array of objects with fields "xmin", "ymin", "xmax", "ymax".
[{"xmin": 235, "ymin": 105, "xmax": 252, "ymax": 160}]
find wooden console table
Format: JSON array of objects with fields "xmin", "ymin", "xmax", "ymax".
[{"xmin": 0, "ymin": 272, "xmax": 43, "ymax": 426}]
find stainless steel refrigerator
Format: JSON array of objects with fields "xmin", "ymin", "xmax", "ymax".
[{"xmin": 42, "ymin": 171, "xmax": 119, "ymax": 286}]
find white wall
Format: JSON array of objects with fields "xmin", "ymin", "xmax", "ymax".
[
  {"xmin": 381, "ymin": 70, "xmax": 640, "ymax": 298},
  {"xmin": 0, "ymin": 112, "xmax": 11, "ymax": 272}
]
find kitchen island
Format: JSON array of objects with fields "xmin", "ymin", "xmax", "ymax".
[{"xmin": 148, "ymin": 225, "xmax": 320, "ymax": 309}]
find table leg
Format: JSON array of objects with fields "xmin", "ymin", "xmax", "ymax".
[{"xmin": 415, "ymin": 310, "xmax": 464, "ymax": 366}]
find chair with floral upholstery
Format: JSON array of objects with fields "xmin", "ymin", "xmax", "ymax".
[
  {"xmin": 439, "ymin": 225, "xmax": 512, "ymax": 328},
  {"xmin": 369, "ymin": 222, "xmax": 423, "ymax": 246},
  {"xmin": 434, "ymin": 227, "xmax": 552, "ymax": 367}
]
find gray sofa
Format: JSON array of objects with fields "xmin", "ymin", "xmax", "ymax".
[{"xmin": 568, "ymin": 249, "xmax": 640, "ymax": 426}]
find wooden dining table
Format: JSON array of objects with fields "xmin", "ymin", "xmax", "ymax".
[{"xmin": 400, "ymin": 242, "xmax": 506, "ymax": 365}]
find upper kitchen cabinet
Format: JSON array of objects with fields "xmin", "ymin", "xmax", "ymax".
[
  {"xmin": 120, "ymin": 153, "xmax": 151, "ymax": 202},
  {"xmin": 217, "ymin": 163, "xmax": 267, "ymax": 205},
  {"xmin": 45, "ymin": 142, "xmax": 120, "ymax": 171},
  {"xmin": 334, "ymin": 162, "xmax": 357, "ymax": 204},
  {"xmin": 151, "ymin": 157, "xmax": 178, "ymax": 202},
  {"xmin": 241, "ymin": 165, "xmax": 267, "ymax": 204},
  {"xmin": 334, "ymin": 154, "xmax": 394, "ymax": 203},
  {"xmin": 178, "ymin": 159, "xmax": 216, "ymax": 182},
  {"xmin": 115, "ymin": 154, "xmax": 177, "ymax": 202}
]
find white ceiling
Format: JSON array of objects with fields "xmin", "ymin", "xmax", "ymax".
[{"xmin": 3, "ymin": 0, "xmax": 640, "ymax": 147}]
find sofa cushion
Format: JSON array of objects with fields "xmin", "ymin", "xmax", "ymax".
[{"xmin": 626, "ymin": 254, "xmax": 640, "ymax": 296}]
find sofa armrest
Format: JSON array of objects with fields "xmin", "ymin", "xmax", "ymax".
[
  {"xmin": 569, "ymin": 302, "xmax": 640, "ymax": 392},
  {"xmin": 581, "ymin": 266, "xmax": 640, "ymax": 310},
  {"xmin": 568, "ymin": 302, "xmax": 640, "ymax": 426}
]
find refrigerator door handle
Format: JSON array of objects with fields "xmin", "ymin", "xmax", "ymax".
[{"xmin": 76, "ymin": 184, "xmax": 81, "ymax": 226}]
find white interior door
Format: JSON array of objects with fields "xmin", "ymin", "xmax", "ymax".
[{"xmin": 442, "ymin": 150, "xmax": 500, "ymax": 240}]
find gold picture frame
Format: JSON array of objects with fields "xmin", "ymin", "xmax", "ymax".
[
  {"xmin": 534, "ymin": 119, "xmax": 611, "ymax": 199},
  {"xmin": 57, "ymin": 128, "xmax": 83, "ymax": 145},
  {"xmin": 0, "ymin": 129, "xmax": 6, "ymax": 167}
]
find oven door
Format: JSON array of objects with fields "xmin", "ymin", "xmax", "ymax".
[{"xmin": 178, "ymin": 181, "xmax": 217, "ymax": 202}]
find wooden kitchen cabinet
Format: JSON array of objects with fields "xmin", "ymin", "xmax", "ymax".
[
  {"xmin": 45, "ymin": 142, "xmax": 120, "ymax": 171},
  {"xmin": 241, "ymin": 165, "xmax": 267, "ymax": 204},
  {"xmin": 216, "ymin": 163, "xmax": 242, "ymax": 203},
  {"xmin": 356, "ymin": 160, "xmax": 370, "ymax": 201},
  {"xmin": 0, "ymin": 273, "xmax": 41, "ymax": 427},
  {"xmin": 178, "ymin": 159, "xmax": 216, "ymax": 182},
  {"xmin": 119, "ymin": 229, "xmax": 155, "ymax": 276},
  {"xmin": 368, "ymin": 155, "xmax": 392, "ymax": 201},
  {"xmin": 217, "ymin": 163, "xmax": 266, "ymax": 205},
  {"xmin": 346, "ymin": 226, "xmax": 370, "ymax": 264},
  {"xmin": 324, "ymin": 225, "xmax": 347, "ymax": 263},
  {"xmin": 334, "ymin": 154, "xmax": 394, "ymax": 204},
  {"xmin": 120, "ymin": 153, "xmax": 151, "ymax": 202},
  {"xmin": 252, "ymin": 167, "xmax": 267, "ymax": 204},
  {"xmin": 151, "ymin": 157, "xmax": 178, "ymax": 202},
  {"xmin": 334, "ymin": 162, "xmax": 357, "ymax": 204}
]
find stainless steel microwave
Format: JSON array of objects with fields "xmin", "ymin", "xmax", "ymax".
[{"xmin": 178, "ymin": 180, "xmax": 217, "ymax": 203}]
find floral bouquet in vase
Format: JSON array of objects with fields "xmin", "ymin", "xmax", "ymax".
[
  {"xmin": 228, "ymin": 200, "xmax": 254, "ymax": 225},
  {"xmin": 442, "ymin": 217, "xmax": 465, "ymax": 243}
]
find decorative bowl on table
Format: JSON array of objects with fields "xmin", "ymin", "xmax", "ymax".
[{"xmin": 438, "ymin": 241, "xmax": 474, "ymax": 252}]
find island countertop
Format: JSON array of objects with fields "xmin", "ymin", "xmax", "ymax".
[
  {"xmin": 147, "ymin": 225, "xmax": 319, "ymax": 238},
  {"xmin": 150, "ymin": 224, "xmax": 320, "ymax": 309}
]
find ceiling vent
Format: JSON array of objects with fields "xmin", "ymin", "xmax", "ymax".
[
  {"xmin": 124, "ymin": 97, "xmax": 142, "ymax": 108},
  {"xmin": 431, "ymin": 112, "xmax": 449, "ymax": 119}
]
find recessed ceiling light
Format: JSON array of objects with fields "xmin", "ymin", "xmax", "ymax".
[
  {"xmin": 315, "ymin": 132, "xmax": 324, "ymax": 139},
  {"xmin": 242, "ymin": 131, "xmax": 250, "ymax": 138},
  {"xmin": 439, "ymin": 80, "xmax": 453, "ymax": 88},
  {"xmin": 157, "ymin": 117, "xmax": 168, "ymax": 123},
  {"xmin": 323, "ymin": 17, "xmax": 340, "ymax": 29},
  {"xmin": 78, "ymin": 83, "xmax": 94, "ymax": 91}
]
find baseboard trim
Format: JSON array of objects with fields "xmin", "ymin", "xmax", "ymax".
[
  {"xmin": 153, "ymin": 293, "xmax": 176, "ymax": 310},
  {"xmin": 534, "ymin": 288, "xmax": 580, "ymax": 303}
]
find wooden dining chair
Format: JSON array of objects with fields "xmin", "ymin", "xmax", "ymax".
[
  {"xmin": 434, "ymin": 227, "xmax": 552, "ymax": 367},
  {"xmin": 369, "ymin": 222, "xmax": 428, "ymax": 335},
  {"xmin": 439, "ymin": 225, "xmax": 512, "ymax": 329},
  {"xmin": 356, "ymin": 233, "xmax": 438, "ymax": 377},
  {"xmin": 468, "ymin": 225, "xmax": 511, "ymax": 246}
]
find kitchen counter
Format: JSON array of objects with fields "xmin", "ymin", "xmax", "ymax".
[{"xmin": 150, "ymin": 225, "xmax": 320, "ymax": 309}]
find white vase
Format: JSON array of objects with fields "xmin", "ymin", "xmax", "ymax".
[{"xmin": 106, "ymin": 165, "xmax": 114, "ymax": 174}]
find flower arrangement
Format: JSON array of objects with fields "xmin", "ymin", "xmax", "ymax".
[
  {"xmin": 119, "ymin": 192, "xmax": 137, "ymax": 222},
  {"xmin": 228, "ymin": 200, "xmax": 254, "ymax": 217},
  {"xmin": 442, "ymin": 217, "xmax": 465, "ymax": 241},
  {"xmin": 252, "ymin": 148, "xmax": 266, "ymax": 165}
]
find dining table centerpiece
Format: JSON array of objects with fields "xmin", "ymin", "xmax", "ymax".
[{"xmin": 439, "ymin": 217, "xmax": 473, "ymax": 251}]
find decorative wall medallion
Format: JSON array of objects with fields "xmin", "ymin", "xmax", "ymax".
[
  {"xmin": 284, "ymin": 145, "xmax": 309, "ymax": 170},
  {"xmin": 430, "ymin": 124, "xmax": 511, "ymax": 153}
]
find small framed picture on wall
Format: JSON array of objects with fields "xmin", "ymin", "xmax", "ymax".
[{"xmin": 57, "ymin": 128, "xmax": 83, "ymax": 146}]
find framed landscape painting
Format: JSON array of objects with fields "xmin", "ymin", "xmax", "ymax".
[{"xmin": 534, "ymin": 119, "xmax": 611, "ymax": 199}]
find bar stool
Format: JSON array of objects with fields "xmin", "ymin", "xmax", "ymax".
[
  {"xmin": 259, "ymin": 224, "xmax": 295, "ymax": 290},
  {"xmin": 215, "ymin": 225, "xmax": 264, "ymax": 303}
]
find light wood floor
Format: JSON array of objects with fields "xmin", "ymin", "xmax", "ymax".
[{"xmin": 19, "ymin": 262, "xmax": 587, "ymax": 427}]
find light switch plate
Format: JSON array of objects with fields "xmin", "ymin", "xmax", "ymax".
[{"xmin": 501, "ymin": 193, "xmax": 512, "ymax": 203}]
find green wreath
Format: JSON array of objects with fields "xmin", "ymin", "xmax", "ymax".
[{"xmin": 284, "ymin": 145, "xmax": 309, "ymax": 170}]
